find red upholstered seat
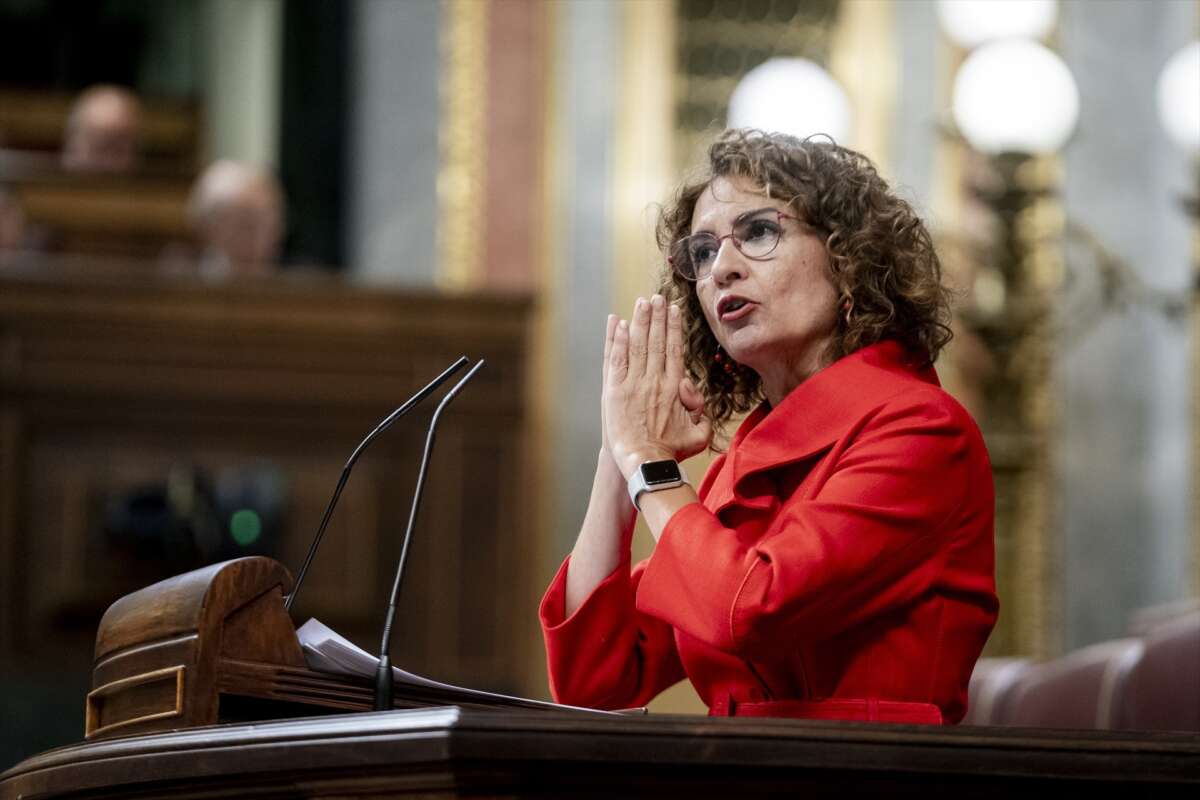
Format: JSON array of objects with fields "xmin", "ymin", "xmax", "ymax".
[
  {"xmin": 963, "ymin": 657, "xmax": 1032, "ymax": 726},
  {"xmin": 1007, "ymin": 638, "xmax": 1144, "ymax": 729},
  {"xmin": 1118, "ymin": 611, "xmax": 1200, "ymax": 732}
]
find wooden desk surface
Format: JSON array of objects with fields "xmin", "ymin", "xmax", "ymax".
[{"xmin": 3, "ymin": 707, "xmax": 1199, "ymax": 799}]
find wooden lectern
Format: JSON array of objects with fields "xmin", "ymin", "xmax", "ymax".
[
  {"xmin": 84, "ymin": 556, "xmax": 551, "ymax": 742},
  {"xmin": 3, "ymin": 557, "xmax": 1199, "ymax": 798}
]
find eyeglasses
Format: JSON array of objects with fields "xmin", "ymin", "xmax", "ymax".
[{"xmin": 669, "ymin": 209, "xmax": 805, "ymax": 282}]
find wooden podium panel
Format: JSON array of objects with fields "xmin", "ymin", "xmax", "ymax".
[{"xmin": 3, "ymin": 707, "xmax": 1199, "ymax": 799}]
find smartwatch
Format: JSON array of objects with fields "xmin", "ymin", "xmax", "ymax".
[{"xmin": 627, "ymin": 459, "xmax": 689, "ymax": 509}]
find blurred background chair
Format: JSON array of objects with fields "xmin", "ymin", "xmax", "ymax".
[
  {"xmin": 1119, "ymin": 610, "xmax": 1200, "ymax": 732},
  {"xmin": 1005, "ymin": 638, "xmax": 1144, "ymax": 729},
  {"xmin": 963, "ymin": 656, "xmax": 1032, "ymax": 726}
]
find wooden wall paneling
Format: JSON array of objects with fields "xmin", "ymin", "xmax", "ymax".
[
  {"xmin": 0, "ymin": 267, "xmax": 537, "ymax": 716},
  {"xmin": 424, "ymin": 423, "xmax": 465, "ymax": 677},
  {"xmin": 0, "ymin": 402, "xmax": 23, "ymax": 654},
  {"xmin": 23, "ymin": 432, "xmax": 388, "ymax": 642},
  {"xmin": 1, "ymin": 157, "xmax": 193, "ymax": 261},
  {"xmin": 0, "ymin": 318, "xmax": 26, "ymax": 654}
]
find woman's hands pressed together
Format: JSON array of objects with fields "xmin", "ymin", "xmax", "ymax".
[
  {"xmin": 565, "ymin": 294, "xmax": 711, "ymax": 615},
  {"xmin": 604, "ymin": 294, "xmax": 711, "ymax": 480}
]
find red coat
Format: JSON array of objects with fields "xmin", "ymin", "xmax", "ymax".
[{"xmin": 539, "ymin": 340, "xmax": 999, "ymax": 724}]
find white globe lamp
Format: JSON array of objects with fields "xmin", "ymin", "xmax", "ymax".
[
  {"xmin": 952, "ymin": 39, "xmax": 1080, "ymax": 155},
  {"xmin": 1156, "ymin": 41, "xmax": 1200, "ymax": 155},
  {"xmin": 727, "ymin": 58, "xmax": 851, "ymax": 145},
  {"xmin": 937, "ymin": 0, "xmax": 1057, "ymax": 49}
]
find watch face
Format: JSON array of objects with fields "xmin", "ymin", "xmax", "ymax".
[{"xmin": 641, "ymin": 460, "xmax": 681, "ymax": 486}]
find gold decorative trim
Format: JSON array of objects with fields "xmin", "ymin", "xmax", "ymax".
[
  {"xmin": 613, "ymin": 0, "xmax": 676, "ymax": 323},
  {"xmin": 615, "ymin": 0, "xmax": 677, "ymax": 566},
  {"xmin": 528, "ymin": 0, "xmax": 562, "ymax": 696},
  {"xmin": 828, "ymin": 0, "xmax": 896, "ymax": 174},
  {"xmin": 1018, "ymin": 155, "xmax": 1064, "ymax": 660},
  {"xmin": 437, "ymin": 0, "xmax": 489, "ymax": 291}
]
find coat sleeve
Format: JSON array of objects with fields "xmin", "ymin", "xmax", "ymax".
[
  {"xmin": 634, "ymin": 395, "xmax": 985, "ymax": 659},
  {"xmin": 539, "ymin": 555, "xmax": 686, "ymax": 709}
]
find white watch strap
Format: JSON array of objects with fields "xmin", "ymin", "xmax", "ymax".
[{"xmin": 626, "ymin": 461, "xmax": 688, "ymax": 508}]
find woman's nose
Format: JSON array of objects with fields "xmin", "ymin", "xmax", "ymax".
[{"xmin": 708, "ymin": 239, "xmax": 745, "ymax": 285}]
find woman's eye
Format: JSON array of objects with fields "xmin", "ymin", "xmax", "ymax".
[
  {"xmin": 743, "ymin": 219, "xmax": 779, "ymax": 241},
  {"xmin": 690, "ymin": 240, "xmax": 718, "ymax": 263}
]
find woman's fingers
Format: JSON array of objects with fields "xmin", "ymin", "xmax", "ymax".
[
  {"xmin": 600, "ymin": 314, "xmax": 617, "ymax": 448},
  {"xmin": 646, "ymin": 294, "xmax": 667, "ymax": 375},
  {"xmin": 602, "ymin": 314, "xmax": 617, "ymax": 385},
  {"xmin": 609, "ymin": 318, "xmax": 630, "ymax": 385},
  {"xmin": 666, "ymin": 302, "xmax": 685, "ymax": 383},
  {"xmin": 607, "ymin": 297, "xmax": 706, "ymax": 465},
  {"xmin": 626, "ymin": 297, "xmax": 650, "ymax": 378}
]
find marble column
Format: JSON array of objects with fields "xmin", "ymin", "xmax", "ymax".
[
  {"xmin": 547, "ymin": 0, "xmax": 621, "ymax": 557},
  {"xmin": 347, "ymin": 0, "xmax": 441, "ymax": 285},
  {"xmin": 1058, "ymin": 0, "xmax": 1196, "ymax": 650}
]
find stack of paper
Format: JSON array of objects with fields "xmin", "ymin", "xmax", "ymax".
[{"xmin": 297, "ymin": 618, "xmax": 621, "ymax": 713}]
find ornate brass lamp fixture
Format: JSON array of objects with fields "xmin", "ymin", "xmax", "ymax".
[
  {"xmin": 940, "ymin": 0, "xmax": 1076, "ymax": 657},
  {"xmin": 941, "ymin": 1, "xmax": 1199, "ymax": 652}
]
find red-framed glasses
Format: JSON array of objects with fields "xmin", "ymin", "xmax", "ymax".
[{"xmin": 668, "ymin": 209, "xmax": 805, "ymax": 281}]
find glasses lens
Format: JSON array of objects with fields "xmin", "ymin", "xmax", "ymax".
[
  {"xmin": 734, "ymin": 215, "xmax": 782, "ymax": 259},
  {"xmin": 669, "ymin": 239, "xmax": 693, "ymax": 279},
  {"xmin": 673, "ymin": 234, "xmax": 718, "ymax": 280}
]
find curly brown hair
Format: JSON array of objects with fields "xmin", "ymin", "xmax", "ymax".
[{"xmin": 656, "ymin": 128, "xmax": 953, "ymax": 436}]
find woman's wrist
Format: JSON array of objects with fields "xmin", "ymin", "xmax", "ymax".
[
  {"xmin": 636, "ymin": 483, "xmax": 698, "ymax": 542},
  {"xmin": 612, "ymin": 444, "xmax": 675, "ymax": 481},
  {"xmin": 595, "ymin": 448, "xmax": 637, "ymax": 516},
  {"xmin": 597, "ymin": 447, "xmax": 622, "ymax": 482}
]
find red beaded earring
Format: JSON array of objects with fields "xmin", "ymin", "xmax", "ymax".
[{"xmin": 713, "ymin": 345, "xmax": 737, "ymax": 376}]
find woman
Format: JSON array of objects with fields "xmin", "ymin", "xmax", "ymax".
[{"xmin": 539, "ymin": 129, "xmax": 998, "ymax": 724}]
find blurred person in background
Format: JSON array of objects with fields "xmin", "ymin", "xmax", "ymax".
[
  {"xmin": 179, "ymin": 159, "xmax": 285, "ymax": 279},
  {"xmin": 61, "ymin": 84, "xmax": 142, "ymax": 173}
]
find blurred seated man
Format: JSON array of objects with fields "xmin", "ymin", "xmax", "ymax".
[
  {"xmin": 183, "ymin": 160, "xmax": 285, "ymax": 279},
  {"xmin": 61, "ymin": 84, "xmax": 142, "ymax": 173}
]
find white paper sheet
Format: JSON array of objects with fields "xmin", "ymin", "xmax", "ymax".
[{"xmin": 296, "ymin": 617, "xmax": 623, "ymax": 714}]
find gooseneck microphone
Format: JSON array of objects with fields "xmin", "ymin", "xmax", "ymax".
[
  {"xmin": 374, "ymin": 358, "xmax": 486, "ymax": 711},
  {"xmin": 284, "ymin": 356, "xmax": 470, "ymax": 613}
]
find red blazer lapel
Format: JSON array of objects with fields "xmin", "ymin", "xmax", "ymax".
[{"xmin": 701, "ymin": 341, "xmax": 941, "ymax": 518}]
